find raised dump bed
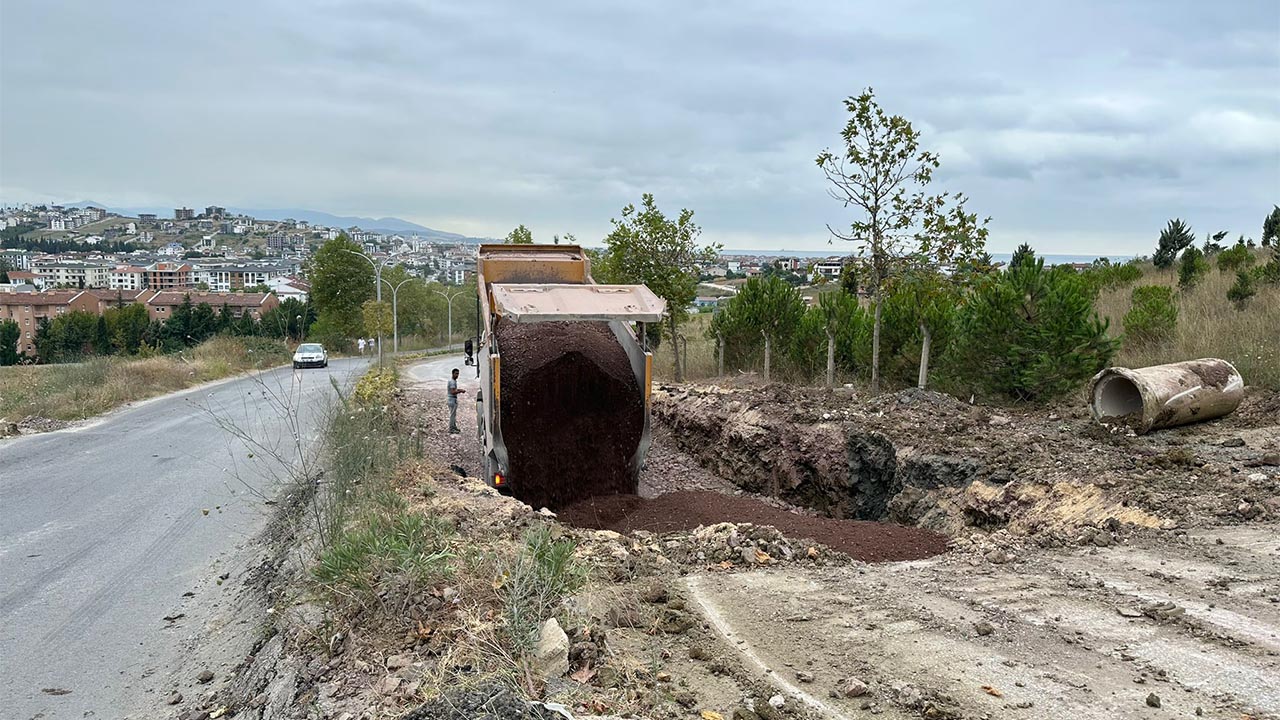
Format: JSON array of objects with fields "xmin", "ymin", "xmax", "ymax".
[{"xmin": 473, "ymin": 244, "xmax": 666, "ymax": 509}]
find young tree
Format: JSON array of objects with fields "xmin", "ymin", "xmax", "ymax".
[
  {"xmin": 309, "ymin": 233, "xmax": 374, "ymax": 339},
  {"xmin": 1216, "ymin": 240, "xmax": 1255, "ymax": 272},
  {"xmin": 816, "ymin": 88, "xmax": 989, "ymax": 393},
  {"xmin": 504, "ymin": 225, "xmax": 534, "ymax": 244},
  {"xmin": 1227, "ymin": 271, "xmax": 1256, "ymax": 309},
  {"xmin": 1123, "ymin": 286, "xmax": 1178, "ymax": 345},
  {"xmin": 1262, "ymin": 205, "xmax": 1279, "ymax": 247},
  {"xmin": 895, "ymin": 269, "xmax": 959, "ymax": 389},
  {"xmin": 596, "ymin": 193, "xmax": 720, "ymax": 380},
  {"xmin": 1177, "ymin": 245, "xmax": 1209, "ymax": 290},
  {"xmin": 94, "ymin": 315, "xmax": 111, "ymax": 355},
  {"xmin": 818, "ymin": 291, "xmax": 859, "ymax": 387},
  {"xmin": 0, "ymin": 319, "xmax": 19, "ymax": 365},
  {"xmin": 721, "ymin": 276, "xmax": 806, "ymax": 381},
  {"xmin": 1009, "ymin": 242, "xmax": 1036, "ymax": 269},
  {"xmin": 1154, "ymin": 219, "xmax": 1195, "ymax": 268},
  {"xmin": 949, "ymin": 259, "xmax": 1118, "ymax": 401},
  {"xmin": 362, "ymin": 299, "xmax": 393, "ymax": 341}
]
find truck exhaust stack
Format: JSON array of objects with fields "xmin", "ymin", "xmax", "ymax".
[{"xmin": 1088, "ymin": 358, "xmax": 1244, "ymax": 434}]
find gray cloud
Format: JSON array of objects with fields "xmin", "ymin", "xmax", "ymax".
[{"xmin": 1, "ymin": 0, "xmax": 1277, "ymax": 254}]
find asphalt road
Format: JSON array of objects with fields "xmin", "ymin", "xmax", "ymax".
[{"xmin": 0, "ymin": 357, "xmax": 368, "ymax": 720}]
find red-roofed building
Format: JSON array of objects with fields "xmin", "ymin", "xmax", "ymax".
[
  {"xmin": 144, "ymin": 291, "xmax": 279, "ymax": 321},
  {"xmin": 0, "ymin": 290, "xmax": 99, "ymax": 355}
]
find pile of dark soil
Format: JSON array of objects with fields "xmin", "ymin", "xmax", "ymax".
[
  {"xmin": 496, "ymin": 320, "xmax": 644, "ymax": 510},
  {"xmin": 559, "ymin": 491, "xmax": 950, "ymax": 563}
]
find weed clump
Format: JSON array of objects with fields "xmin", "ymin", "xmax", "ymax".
[{"xmin": 496, "ymin": 525, "xmax": 588, "ymax": 652}]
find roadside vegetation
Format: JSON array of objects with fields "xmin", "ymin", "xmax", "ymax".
[
  {"xmin": 0, "ymin": 335, "xmax": 289, "ymax": 422},
  {"xmin": 305, "ymin": 364, "xmax": 591, "ymax": 696}
]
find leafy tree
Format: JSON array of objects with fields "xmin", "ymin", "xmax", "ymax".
[
  {"xmin": 1262, "ymin": 205, "xmax": 1279, "ymax": 247},
  {"xmin": 1154, "ymin": 219, "xmax": 1195, "ymax": 268},
  {"xmin": 362, "ymin": 299, "xmax": 393, "ymax": 339},
  {"xmin": 504, "ymin": 224, "xmax": 534, "ymax": 245},
  {"xmin": 259, "ymin": 297, "xmax": 315, "ymax": 340},
  {"xmin": 1216, "ymin": 241, "xmax": 1255, "ymax": 272},
  {"xmin": 94, "ymin": 315, "xmax": 111, "ymax": 355},
  {"xmin": 0, "ymin": 319, "xmax": 19, "ymax": 365},
  {"xmin": 816, "ymin": 87, "xmax": 989, "ymax": 392},
  {"xmin": 1177, "ymin": 245, "xmax": 1209, "ymax": 290},
  {"xmin": 33, "ymin": 311, "xmax": 100, "ymax": 362},
  {"xmin": 947, "ymin": 259, "xmax": 1118, "ymax": 401},
  {"xmin": 104, "ymin": 303, "xmax": 150, "ymax": 353},
  {"xmin": 1009, "ymin": 242, "xmax": 1036, "ymax": 269},
  {"xmin": 1123, "ymin": 286, "xmax": 1178, "ymax": 346},
  {"xmin": 596, "ymin": 193, "xmax": 720, "ymax": 380},
  {"xmin": 1227, "ymin": 270, "xmax": 1256, "ymax": 309},
  {"xmin": 309, "ymin": 234, "xmax": 375, "ymax": 340}
]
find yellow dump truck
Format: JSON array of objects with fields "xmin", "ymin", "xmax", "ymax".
[{"xmin": 473, "ymin": 244, "xmax": 667, "ymax": 509}]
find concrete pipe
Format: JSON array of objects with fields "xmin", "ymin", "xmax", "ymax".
[{"xmin": 1088, "ymin": 358, "xmax": 1244, "ymax": 434}]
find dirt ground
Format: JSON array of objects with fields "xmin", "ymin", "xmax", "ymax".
[{"xmin": 295, "ymin": 364, "xmax": 1279, "ymax": 720}]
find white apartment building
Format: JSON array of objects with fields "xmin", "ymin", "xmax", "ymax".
[
  {"xmin": 109, "ymin": 266, "xmax": 147, "ymax": 291},
  {"xmin": 32, "ymin": 261, "xmax": 111, "ymax": 288}
]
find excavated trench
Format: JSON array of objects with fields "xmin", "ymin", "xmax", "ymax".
[
  {"xmin": 645, "ymin": 388, "xmax": 987, "ymax": 532},
  {"xmin": 494, "ymin": 323, "xmax": 955, "ymax": 561}
]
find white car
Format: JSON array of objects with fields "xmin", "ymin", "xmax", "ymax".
[{"xmin": 292, "ymin": 343, "xmax": 328, "ymax": 369}]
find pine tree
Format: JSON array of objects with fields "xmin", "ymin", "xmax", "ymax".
[
  {"xmin": 1262, "ymin": 205, "xmax": 1279, "ymax": 247},
  {"xmin": 1177, "ymin": 245, "xmax": 1209, "ymax": 290},
  {"xmin": 949, "ymin": 260, "xmax": 1118, "ymax": 401},
  {"xmin": 1154, "ymin": 219, "xmax": 1195, "ymax": 268},
  {"xmin": 1009, "ymin": 242, "xmax": 1036, "ymax": 269}
]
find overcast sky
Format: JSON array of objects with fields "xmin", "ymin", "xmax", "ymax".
[{"xmin": 2, "ymin": 1, "xmax": 1277, "ymax": 254}]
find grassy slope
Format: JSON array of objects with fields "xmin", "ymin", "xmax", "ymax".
[
  {"xmin": 1096, "ymin": 261, "xmax": 1280, "ymax": 389},
  {"xmin": 0, "ymin": 336, "xmax": 290, "ymax": 422}
]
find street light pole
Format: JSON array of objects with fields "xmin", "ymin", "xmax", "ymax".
[
  {"xmin": 380, "ymin": 277, "xmax": 413, "ymax": 355},
  {"xmin": 344, "ymin": 249, "xmax": 398, "ymax": 366},
  {"xmin": 433, "ymin": 286, "xmax": 467, "ymax": 351}
]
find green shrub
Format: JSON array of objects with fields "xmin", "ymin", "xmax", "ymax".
[
  {"xmin": 1256, "ymin": 250, "xmax": 1280, "ymax": 286},
  {"xmin": 1217, "ymin": 242, "xmax": 1255, "ymax": 272},
  {"xmin": 1123, "ymin": 286, "xmax": 1178, "ymax": 345},
  {"xmin": 1178, "ymin": 245, "xmax": 1209, "ymax": 290},
  {"xmin": 1080, "ymin": 259, "xmax": 1144, "ymax": 296},
  {"xmin": 1227, "ymin": 270, "xmax": 1257, "ymax": 309},
  {"xmin": 353, "ymin": 367, "xmax": 398, "ymax": 405},
  {"xmin": 946, "ymin": 259, "xmax": 1119, "ymax": 401}
]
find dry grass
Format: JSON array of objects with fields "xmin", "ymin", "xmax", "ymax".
[
  {"xmin": 652, "ymin": 313, "xmax": 720, "ymax": 381},
  {"xmin": 0, "ymin": 336, "xmax": 290, "ymax": 422},
  {"xmin": 1096, "ymin": 263, "xmax": 1280, "ymax": 389}
]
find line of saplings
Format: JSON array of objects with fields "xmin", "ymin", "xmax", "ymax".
[
  {"xmin": 0, "ymin": 296, "xmax": 314, "ymax": 365},
  {"xmin": 707, "ymin": 237, "xmax": 1279, "ymax": 403}
]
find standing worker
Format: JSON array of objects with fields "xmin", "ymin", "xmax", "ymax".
[{"xmin": 447, "ymin": 368, "xmax": 465, "ymax": 434}]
